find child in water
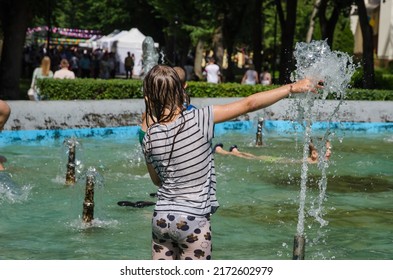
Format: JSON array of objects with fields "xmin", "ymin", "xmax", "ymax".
[
  {"xmin": 141, "ymin": 65, "xmax": 322, "ymax": 260},
  {"xmin": 307, "ymin": 139, "xmax": 332, "ymax": 164},
  {"xmin": 0, "ymin": 100, "xmax": 10, "ymax": 170}
]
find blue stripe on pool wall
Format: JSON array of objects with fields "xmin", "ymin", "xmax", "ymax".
[
  {"xmin": 0, "ymin": 126, "xmax": 140, "ymax": 145},
  {"xmin": 263, "ymin": 120, "xmax": 393, "ymax": 134},
  {"xmin": 214, "ymin": 120, "xmax": 393, "ymax": 136},
  {"xmin": 1, "ymin": 121, "xmax": 392, "ymax": 144}
]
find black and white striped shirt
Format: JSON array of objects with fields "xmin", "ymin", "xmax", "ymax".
[{"xmin": 142, "ymin": 106, "xmax": 218, "ymax": 217}]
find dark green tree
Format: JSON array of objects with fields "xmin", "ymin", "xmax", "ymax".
[
  {"xmin": 275, "ymin": 0, "xmax": 298, "ymax": 84},
  {"xmin": 354, "ymin": 0, "xmax": 375, "ymax": 89},
  {"xmin": 211, "ymin": 0, "xmax": 252, "ymax": 82},
  {"xmin": 142, "ymin": 0, "xmax": 210, "ymax": 80},
  {"xmin": 317, "ymin": 0, "xmax": 350, "ymax": 48},
  {"xmin": 0, "ymin": 0, "xmax": 35, "ymax": 99}
]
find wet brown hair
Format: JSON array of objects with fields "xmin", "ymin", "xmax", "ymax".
[
  {"xmin": 143, "ymin": 65, "xmax": 185, "ymax": 127},
  {"xmin": 143, "ymin": 65, "xmax": 187, "ymax": 165}
]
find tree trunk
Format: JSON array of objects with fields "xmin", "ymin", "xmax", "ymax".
[
  {"xmin": 318, "ymin": 0, "xmax": 341, "ymax": 48},
  {"xmin": 306, "ymin": 0, "xmax": 321, "ymax": 43},
  {"xmin": 252, "ymin": 0, "xmax": 263, "ymax": 76},
  {"xmin": 0, "ymin": 0, "xmax": 33, "ymax": 100},
  {"xmin": 212, "ymin": 23, "xmax": 225, "ymax": 72},
  {"xmin": 194, "ymin": 39, "xmax": 205, "ymax": 80},
  {"xmin": 355, "ymin": 0, "xmax": 375, "ymax": 89},
  {"xmin": 219, "ymin": 3, "xmax": 248, "ymax": 83},
  {"xmin": 276, "ymin": 0, "xmax": 298, "ymax": 84}
]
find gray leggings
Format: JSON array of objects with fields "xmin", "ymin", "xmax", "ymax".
[{"xmin": 151, "ymin": 211, "xmax": 212, "ymax": 260}]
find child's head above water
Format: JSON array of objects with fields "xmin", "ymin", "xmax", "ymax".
[
  {"xmin": 143, "ymin": 65, "xmax": 186, "ymax": 125},
  {"xmin": 308, "ymin": 138, "xmax": 332, "ymax": 163}
]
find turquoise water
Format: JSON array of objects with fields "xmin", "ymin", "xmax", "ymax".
[{"xmin": 0, "ymin": 124, "xmax": 392, "ymax": 260}]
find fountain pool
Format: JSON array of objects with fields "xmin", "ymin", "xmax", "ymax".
[{"xmin": 0, "ymin": 122, "xmax": 392, "ymax": 260}]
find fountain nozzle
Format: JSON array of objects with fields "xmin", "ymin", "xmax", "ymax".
[
  {"xmin": 65, "ymin": 140, "xmax": 76, "ymax": 185},
  {"xmin": 82, "ymin": 173, "xmax": 95, "ymax": 223},
  {"xmin": 292, "ymin": 235, "xmax": 305, "ymax": 260},
  {"xmin": 255, "ymin": 117, "xmax": 264, "ymax": 147}
]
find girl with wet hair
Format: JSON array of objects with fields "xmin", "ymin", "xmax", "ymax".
[
  {"xmin": 143, "ymin": 65, "xmax": 185, "ymax": 127},
  {"xmin": 141, "ymin": 64, "xmax": 322, "ymax": 260}
]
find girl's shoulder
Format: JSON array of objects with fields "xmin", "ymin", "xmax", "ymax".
[{"xmin": 184, "ymin": 106, "xmax": 212, "ymax": 116}]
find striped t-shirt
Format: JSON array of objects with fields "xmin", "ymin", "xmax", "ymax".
[{"xmin": 142, "ymin": 106, "xmax": 218, "ymax": 217}]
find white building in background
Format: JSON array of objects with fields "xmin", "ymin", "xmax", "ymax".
[
  {"xmin": 351, "ymin": 0, "xmax": 393, "ymax": 65},
  {"xmin": 377, "ymin": 0, "xmax": 393, "ymax": 61}
]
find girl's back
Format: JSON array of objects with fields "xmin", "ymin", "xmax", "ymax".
[{"xmin": 143, "ymin": 107, "xmax": 217, "ymax": 216}]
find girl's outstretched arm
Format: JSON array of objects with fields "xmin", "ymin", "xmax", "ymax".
[{"xmin": 213, "ymin": 79, "xmax": 320, "ymax": 124}]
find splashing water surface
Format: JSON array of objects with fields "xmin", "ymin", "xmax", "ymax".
[{"xmin": 290, "ymin": 40, "xmax": 357, "ymax": 237}]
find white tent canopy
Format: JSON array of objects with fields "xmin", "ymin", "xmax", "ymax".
[
  {"xmin": 78, "ymin": 35, "xmax": 101, "ymax": 49},
  {"xmin": 116, "ymin": 28, "xmax": 147, "ymax": 76},
  {"xmin": 79, "ymin": 27, "xmax": 159, "ymax": 77},
  {"xmin": 96, "ymin": 30, "xmax": 129, "ymax": 52}
]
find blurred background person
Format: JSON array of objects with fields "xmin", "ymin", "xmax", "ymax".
[
  {"xmin": 54, "ymin": 59, "xmax": 76, "ymax": 79},
  {"xmin": 241, "ymin": 63, "xmax": 259, "ymax": 85},
  {"xmin": 203, "ymin": 57, "xmax": 221, "ymax": 83},
  {"xmin": 260, "ymin": 70, "xmax": 272, "ymax": 85},
  {"xmin": 29, "ymin": 56, "xmax": 53, "ymax": 100},
  {"xmin": 79, "ymin": 50, "xmax": 92, "ymax": 78},
  {"xmin": 124, "ymin": 52, "xmax": 135, "ymax": 79}
]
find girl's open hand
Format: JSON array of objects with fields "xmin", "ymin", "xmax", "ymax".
[{"xmin": 290, "ymin": 79, "xmax": 324, "ymax": 94}]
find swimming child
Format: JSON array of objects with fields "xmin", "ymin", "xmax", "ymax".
[
  {"xmin": 0, "ymin": 100, "xmax": 10, "ymax": 131},
  {"xmin": 141, "ymin": 65, "xmax": 322, "ymax": 260},
  {"xmin": 0, "ymin": 100, "xmax": 10, "ymax": 170},
  {"xmin": 0, "ymin": 155, "xmax": 7, "ymax": 171},
  {"xmin": 214, "ymin": 143, "xmax": 283, "ymax": 162},
  {"xmin": 307, "ymin": 139, "xmax": 332, "ymax": 164}
]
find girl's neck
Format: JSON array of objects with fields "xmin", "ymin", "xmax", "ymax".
[{"xmin": 156, "ymin": 107, "xmax": 182, "ymax": 124}]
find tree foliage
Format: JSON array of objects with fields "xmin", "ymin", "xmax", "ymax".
[{"xmin": 0, "ymin": 0, "xmax": 378, "ymax": 99}]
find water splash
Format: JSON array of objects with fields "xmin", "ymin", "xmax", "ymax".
[
  {"xmin": 68, "ymin": 217, "xmax": 120, "ymax": 230},
  {"xmin": 160, "ymin": 50, "xmax": 166, "ymax": 65},
  {"xmin": 290, "ymin": 40, "xmax": 357, "ymax": 237},
  {"xmin": 0, "ymin": 171, "xmax": 32, "ymax": 204},
  {"xmin": 291, "ymin": 40, "xmax": 357, "ymax": 100},
  {"xmin": 310, "ymin": 136, "xmax": 333, "ymax": 226},
  {"xmin": 80, "ymin": 166, "xmax": 104, "ymax": 189}
]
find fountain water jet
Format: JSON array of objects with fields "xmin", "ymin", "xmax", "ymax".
[
  {"xmin": 290, "ymin": 40, "xmax": 357, "ymax": 259},
  {"xmin": 159, "ymin": 50, "xmax": 166, "ymax": 65}
]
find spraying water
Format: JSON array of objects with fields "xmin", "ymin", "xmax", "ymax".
[
  {"xmin": 290, "ymin": 40, "xmax": 357, "ymax": 257},
  {"xmin": 160, "ymin": 50, "xmax": 166, "ymax": 65},
  {"xmin": 0, "ymin": 171, "xmax": 31, "ymax": 204}
]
